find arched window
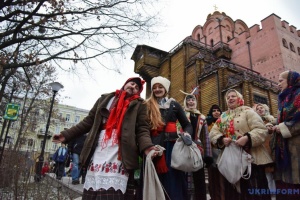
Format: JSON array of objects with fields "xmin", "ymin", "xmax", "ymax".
[
  {"xmin": 210, "ymin": 39, "xmax": 214, "ymax": 47},
  {"xmin": 290, "ymin": 43, "xmax": 295, "ymax": 52},
  {"xmin": 239, "ymin": 28, "xmax": 243, "ymax": 34},
  {"xmin": 209, "ymin": 27, "xmax": 213, "ymax": 34},
  {"xmin": 282, "ymin": 38, "xmax": 288, "ymax": 48},
  {"xmin": 298, "ymin": 47, "xmax": 300, "ymax": 55},
  {"xmin": 227, "ymin": 36, "xmax": 231, "ymax": 42},
  {"xmin": 226, "ymin": 25, "xmax": 231, "ymax": 31},
  {"xmin": 197, "ymin": 34, "xmax": 201, "ymax": 42}
]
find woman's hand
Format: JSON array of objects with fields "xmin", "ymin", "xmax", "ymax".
[
  {"xmin": 267, "ymin": 126, "xmax": 274, "ymax": 134},
  {"xmin": 235, "ymin": 136, "xmax": 248, "ymax": 147},
  {"xmin": 144, "ymin": 145, "xmax": 164, "ymax": 159},
  {"xmin": 273, "ymin": 125, "xmax": 281, "ymax": 134},
  {"xmin": 223, "ymin": 137, "xmax": 232, "ymax": 146}
]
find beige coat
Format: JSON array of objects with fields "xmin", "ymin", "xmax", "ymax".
[{"xmin": 209, "ymin": 106, "xmax": 273, "ymax": 165}]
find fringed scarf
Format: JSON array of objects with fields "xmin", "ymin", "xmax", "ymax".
[
  {"xmin": 151, "ymin": 122, "xmax": 177, "ymax": 174},
  {"xmin": 275, "ymin": 71, "xmax": 300, "ymax": 170},
  {"xmin": 102, "ymin": 90, "xmax": 140, "ymax": 160}
]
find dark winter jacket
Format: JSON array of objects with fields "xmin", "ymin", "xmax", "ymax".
[
  {"xmin": 67, "ymin": 134, "xmax": 87, "ymax": 155},
  {"xmin": 60, "ymin": 92, "xmax": 153, "ymax": 170}
]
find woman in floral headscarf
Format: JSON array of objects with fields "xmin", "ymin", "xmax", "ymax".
[
  {"xmin": 209, "ymin": 89, "xmax": 273, "ymax": 200},
  {"xmin": 272, "ymin": 70, "xmax": 300, "ymax": 200}
]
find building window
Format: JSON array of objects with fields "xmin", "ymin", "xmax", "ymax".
[
  {"xmin": 55, "ymin": 125, "xmax": 60, "ymax": 134},
  {"xmin": 6, "ymin": 136, "xmax": 13, "ymax": 145},
  {"xmin": 209, "ymin": 27, "xmax": 213, "ymax": 34},
  {"xmin": 226, "ymin": 25, "xmax": 231, "ymax": 31},
  {"xmin": 239, "ymin": 28, "xmax": 243, "ymax": 34},
  {"xmin": 31, "ymin": 123, "xmax": 37, "ymax": 132},
  {"xmin": 40, "ymin": 140, "xmax": 44, "ymax": 150},
  {"xmin": 28, "ymin": 139, "xmax": 34, "ymax": 146},
  {"xmin": 253, "ymin": 94, "xmax": 268, "ymax": 105},
  {"xmin": 52, "ymin": 143, "xmax": 58, "ymax": 151},
  {"xmin": 66, "ymin": 114, "xmax": 70, "ymax": 122},
  {"xmin": 20, "ymin": 138, "xmax": 26, "ymax": 145},
  {"xmin": 282, "ymin": 38, "xmax": 288, "ymax": 48},
  {"xmin": 197, "ymin": 34, "xmax": 200, "ymax": 41},
  {"xmin": 35, "ymin": 109, "xmax": 39, "ymax": 116},
  {"xmin": 290, "ymin": 43, "xmax": 295, "ymax": 52},
  {"xmin": 227, "ymin": 36, "xmax": 231, "ymax": 42},
  {"xmin": 74, "ymin": 116, "xmax": 80, "ymax": 123},
  {"xmin": 210, "ymin": 39, "xmax": 214, "ymax": 47}
]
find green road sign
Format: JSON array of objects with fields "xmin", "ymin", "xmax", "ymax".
[{"xmin": 3, "ymin": 103, "xmax": 20, "ymax": 121}]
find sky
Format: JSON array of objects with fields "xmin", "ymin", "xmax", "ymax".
[{"xmin": 57, "ymin": 0, "xmax": 300, "ymax": 110}]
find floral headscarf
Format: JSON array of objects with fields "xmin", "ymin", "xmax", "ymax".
[
  {"xmin": 255, "ymin": 103, "xmax": 270, "ymax": 116},
  {"xmin": 216, "ymin": 89, "xmax": 245, "ymax": 140},
  {"xmin": 278, "ymin": 71, "xmax": 300, "ymax": 125},
  {"xmin": 225, "ymin": 89, "xmax": 244, "ymax": 108},
  {"xmin": 275, "ymin": 71, "xmax": 300, "ymax": 170}
]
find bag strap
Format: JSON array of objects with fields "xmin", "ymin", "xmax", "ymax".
[{"xmin": 240, "ymin": 148, "xmax": 251, "ymax": 180}]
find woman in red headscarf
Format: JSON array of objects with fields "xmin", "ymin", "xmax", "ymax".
[{"xmin": 210, "ymin": 89, "xmax": 273, "ymax": 200}]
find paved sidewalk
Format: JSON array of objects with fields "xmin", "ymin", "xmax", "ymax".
[{"xmin": 47, "ymin": 171, "xmax": 211, "ymax": 200}]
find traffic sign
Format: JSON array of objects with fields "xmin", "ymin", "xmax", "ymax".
[{"xmin": 3, "ymin": 103, "xmax": 20, "ymax": 121}]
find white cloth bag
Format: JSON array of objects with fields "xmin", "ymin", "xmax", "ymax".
[
  {"xmin": 143, "ymin": 145, "xmax": 166, "ymax": 200},
  {"xmin": 171, "ymin": 136, "xmax": 203, "ymax": 172},
  {"xmin": 217, "ymin": 142, "xmax": 252, "ymax": 184}
]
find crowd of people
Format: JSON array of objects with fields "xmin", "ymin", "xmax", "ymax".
[{"xmin": 49, "ymin": 70, "xmax": 300, "ymax": 200}]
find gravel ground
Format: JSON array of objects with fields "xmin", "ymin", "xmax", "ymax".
[{"xmin": 0, "ymin": 175, "xmax": 78, "ymax": 200}]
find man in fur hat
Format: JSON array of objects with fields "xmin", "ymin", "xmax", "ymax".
[{"xmin": 52, "ymin": 77, "xmax": 157, "ymax": 199}]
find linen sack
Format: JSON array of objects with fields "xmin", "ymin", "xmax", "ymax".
[
  {"xmin": 171, "ymin": 135, "xmax": 203, "ymax": 172},
  {"xmin": 217, "ymin": 143, "xmax": 252, "ymax": 184}
]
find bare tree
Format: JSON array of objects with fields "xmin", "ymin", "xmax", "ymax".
[
  {"xmin": 11, "ymin": 64, "xmax": 58, "ymax": 150},
  {"xmin": 0, "ymin": 0, "xmax": 160, "ymax": 72}
]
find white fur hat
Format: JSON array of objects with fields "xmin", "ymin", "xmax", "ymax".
[{"xmin": 151, "ymin": 76, "xmax": 170, "ymax": 93}]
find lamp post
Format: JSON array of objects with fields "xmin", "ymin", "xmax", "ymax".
[{"xmin": 35, "ymin": 82, "xmax": 63, "ymax": 182}]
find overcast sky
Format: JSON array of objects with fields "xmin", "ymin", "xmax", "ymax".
[{"xmin": 57, "ymin": 0, "xmax": 300, "ymax": 110}]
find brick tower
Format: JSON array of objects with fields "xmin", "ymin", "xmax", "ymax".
[{"xmin": 131, "ymin": 11, "xmax": 299, "ymax": 115}]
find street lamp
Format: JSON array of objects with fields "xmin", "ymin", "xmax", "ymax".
[{"xmin": 35, "ymin": 82, "xmax": 63, "ymax": 181}]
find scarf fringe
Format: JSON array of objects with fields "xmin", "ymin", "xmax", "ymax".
[{"xmin": 154, "ymin": 153, "xmax": 168, "ymax": 174}]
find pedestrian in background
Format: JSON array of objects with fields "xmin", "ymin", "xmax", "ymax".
[
  {"xmin": 52, "ymin": 143, "xmax": 68, "ymax": 180},
  {"xmin": 146, "ymin": 76, "xmax": 193, "ymax": 200},
  {"xmin": 52, "ymin": 77, "xmax": 158, "ymax": 200},
  {"xmin": 272, "ymin": 70, "xmax": 300, "ymax": 200},
  {"xmin": 41, "ymin": 161, "xmax": 50, "ymax": 177},
  {"xmin": 67, "ymin": 133, "xmax": 87, "ymax": 185}
]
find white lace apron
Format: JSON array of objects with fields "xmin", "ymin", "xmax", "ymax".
[{"xmin": 83, "ymin": 129, "xmax": 129, "ymax": 193}]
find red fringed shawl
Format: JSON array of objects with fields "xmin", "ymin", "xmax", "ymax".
[
  {"xmin": 102, "ymin": 90, "xmax": 140, "ymax": 159},
  {"xmin": 151, "ymin": 122, "xmax": 177, "ymax": 174}
]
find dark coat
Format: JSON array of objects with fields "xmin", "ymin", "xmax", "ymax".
[
  {"xmin": 60, "ymin": 92, "xmax": 153, "ymax": 170},
  {"xmin": 67, "ymin": 134, "xmax": 86, "ymax": 155}
]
